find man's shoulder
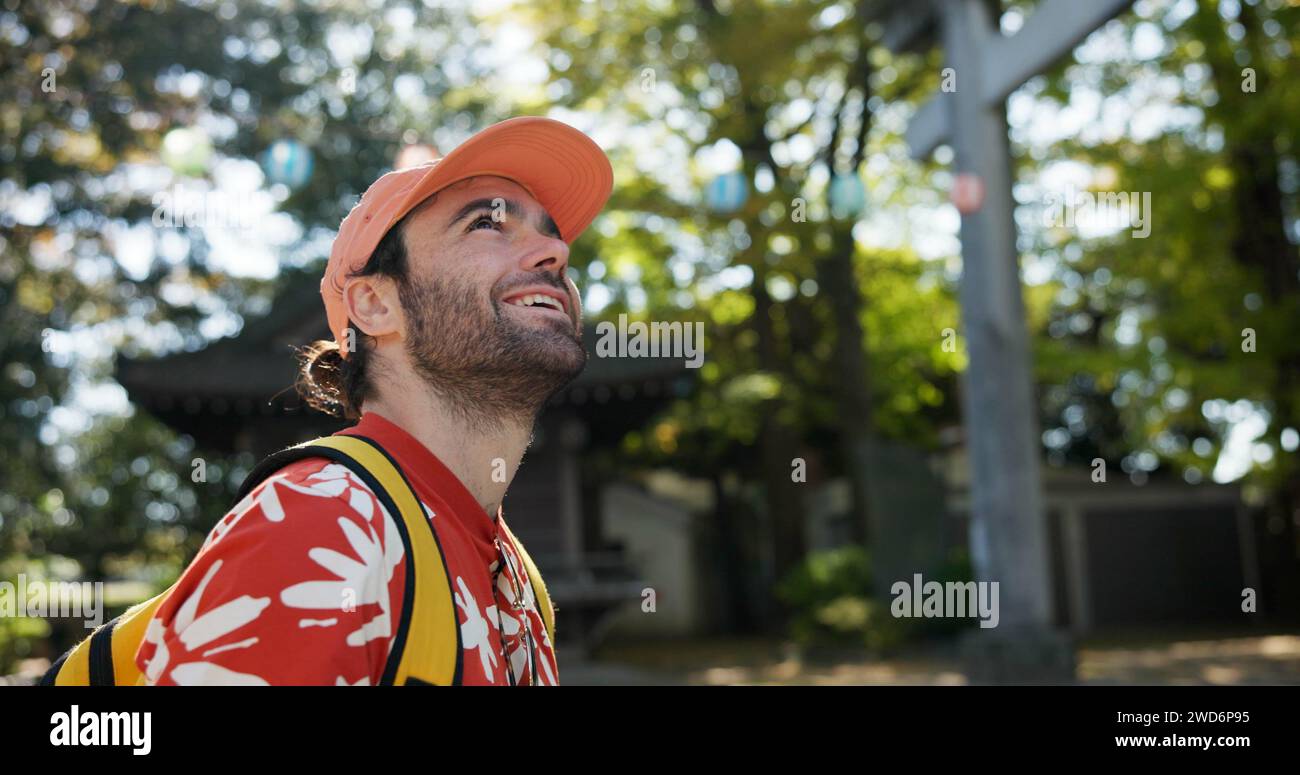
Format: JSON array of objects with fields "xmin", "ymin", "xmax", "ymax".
[
  {"xmin": 136, "ymin": 454, "xmax": 411, "ymax": 685},
  {"xmin": 200, "ymin": 455, "xmax": 391, "ymax": 552},
  {"xmin": 254, "ymin": 454, "xmax": 381, "ymax": 501}
]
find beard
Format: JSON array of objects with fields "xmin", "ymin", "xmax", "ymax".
[{"xmin": 396, "ymin": 269, "xmax": 586, "ymax": 432}]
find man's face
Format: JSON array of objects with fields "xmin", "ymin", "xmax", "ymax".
[{"xmin": 393, "ymin": 175, "xmax": 587, "ymax": 425}]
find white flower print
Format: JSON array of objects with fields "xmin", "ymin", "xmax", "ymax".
[
  {"xmin": 204, "ymin": 465, "xmax": 372, "ymax": 551},
  {"xmin": 170, "ymin": 662, "xmax": 269, "ymax": 686},
  {"xmin": 141, "ymin": 559, "xmax": 272, "ymax": 686},
  {"xmin": 258, "ymin": 467, "xmax": 405, "ymax": 651},
  {"xmin": 454, "ymin": 576, "xmax": 498, "ymax": 682},
  {"xmin": 494, "ymin": 570, "xmax": 529, "ymax": 680},
  {"xmin": 280, "ymin": 514, "xmax": 401, "ymax": 647},
  {"xmin": 494, "ymin": 540, "xmax": 558, "ymax": 685}
]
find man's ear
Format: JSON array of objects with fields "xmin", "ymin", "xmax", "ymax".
[{"xmin": 343, "ymin": 275, "xmax": 404, "ymax": 341}]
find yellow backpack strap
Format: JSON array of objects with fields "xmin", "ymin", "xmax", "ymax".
[
  {"xmin": 41, "ymin": 622, "xmax": 103, "ymax": 686},
  {"xmin": 108, "ymin": 585, "xmax": 175, "ymax": 685},
  {"xmin": 40, "ymin": 585, "xmax": 173, "ymax": 686},
  {"xmin": 235, "ymin": 434, "xmax": 461, "ymax": 686},
  {"xmin": 498, "ymin": 518, "xmax": 556, "ymax": 645}
]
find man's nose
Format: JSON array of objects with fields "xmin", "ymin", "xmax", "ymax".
[{"xmin": 519, "ymin": 232, "xmax": 570, "ymax": 276}]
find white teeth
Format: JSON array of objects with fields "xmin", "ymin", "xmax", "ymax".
[{"xmin": 510, "ymin": 293, "xmax": 561, "ymax": 312}]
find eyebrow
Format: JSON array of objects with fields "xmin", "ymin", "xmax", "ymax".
[{"xmin": 445, "ymin": 197, "xmax": 562, "ymax": 240}]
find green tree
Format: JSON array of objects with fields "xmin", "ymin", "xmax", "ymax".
[
  {"xmin": 1021, "ymin": 0, "xmax": 1300, "ymax": 500},
  {"xmin": 519, "ymin": 0, "xmax": 965, "ymax": 621}
]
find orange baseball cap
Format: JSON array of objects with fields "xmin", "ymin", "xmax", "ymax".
[{"xmin": 322, "ymin": 116, "xmax": 614, "ymax": 357}]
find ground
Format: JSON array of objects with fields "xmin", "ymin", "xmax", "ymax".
[{"xmin": 558, "ymin": 629, "xmax": 1300, "ymax": 686}]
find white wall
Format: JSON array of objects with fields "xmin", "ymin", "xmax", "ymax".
[{"xmin": 600, "ymin": 483, "xmax": 702, "ymax": 637}]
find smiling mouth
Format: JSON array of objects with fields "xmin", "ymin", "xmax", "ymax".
[{"xmin": 505, "ymin": 293, "xmax": 567, "ymax": 314}]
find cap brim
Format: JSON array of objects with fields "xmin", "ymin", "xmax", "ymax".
[{"xmin": 394, "ymin": 116, "xmax": 613, "ymax": 244}]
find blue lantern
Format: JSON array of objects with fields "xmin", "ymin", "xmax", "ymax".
[
  {"xmin": 829, "ymin": 173, "xmax": 867, "ymax": 220},
  {"xmin": 706, "ymin": 171, "xmax": 749, "ymax": 213},
  {"xmin": 261, "ymin": 139, "xmax": 314, "ymax": 190}
]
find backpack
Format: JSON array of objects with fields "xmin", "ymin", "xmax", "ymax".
[{"xmin": 40, "ymin": 434, "xmax": 555, "ymax": 686}]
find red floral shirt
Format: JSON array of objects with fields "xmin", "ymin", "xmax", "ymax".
[{"xmin": 133, "ymin": 412, "xmax": 558, "ymax": 686}]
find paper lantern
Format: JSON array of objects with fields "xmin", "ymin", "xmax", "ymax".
[
  {"xmin": 706, "ymin": 171, "xmax": 749, "ymax": 213},
  {"xmin": 261, "ymin": 139, "xmax": 314, "ymax": 189},
  {"xmin": 829, "ymin": 173, "xmax": 866, "ymax": 219},
  {"xmin": 951, "ymin": 173, "xmax": 986, "ymax": 215}
]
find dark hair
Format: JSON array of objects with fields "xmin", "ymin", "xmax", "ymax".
[{"xmin": 296, "ymin": 216, "xmax": 412, "ymax": 419}]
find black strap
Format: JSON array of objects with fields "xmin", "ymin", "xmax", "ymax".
[{"xmin": 88, "ymin": 614, "xmax": 122, "ymax": 686}]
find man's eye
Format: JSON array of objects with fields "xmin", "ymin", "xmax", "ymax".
[{"xmin": 468, "ymin": 214, "xmax": 501, "ymax": 232}]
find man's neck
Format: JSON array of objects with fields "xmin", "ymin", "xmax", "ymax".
[{"xmin": 363, "ymin": 383, "xmax": 534, "ymax": 521}]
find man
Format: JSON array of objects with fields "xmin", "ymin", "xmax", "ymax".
[{"xmin": 132, "ymin": 117, "xmax": 613, "ymax": 685}]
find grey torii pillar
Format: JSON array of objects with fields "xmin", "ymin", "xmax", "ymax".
[{"xmin": 889, "ymin": 0, "xmax": 1134, "ymax": 682}]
